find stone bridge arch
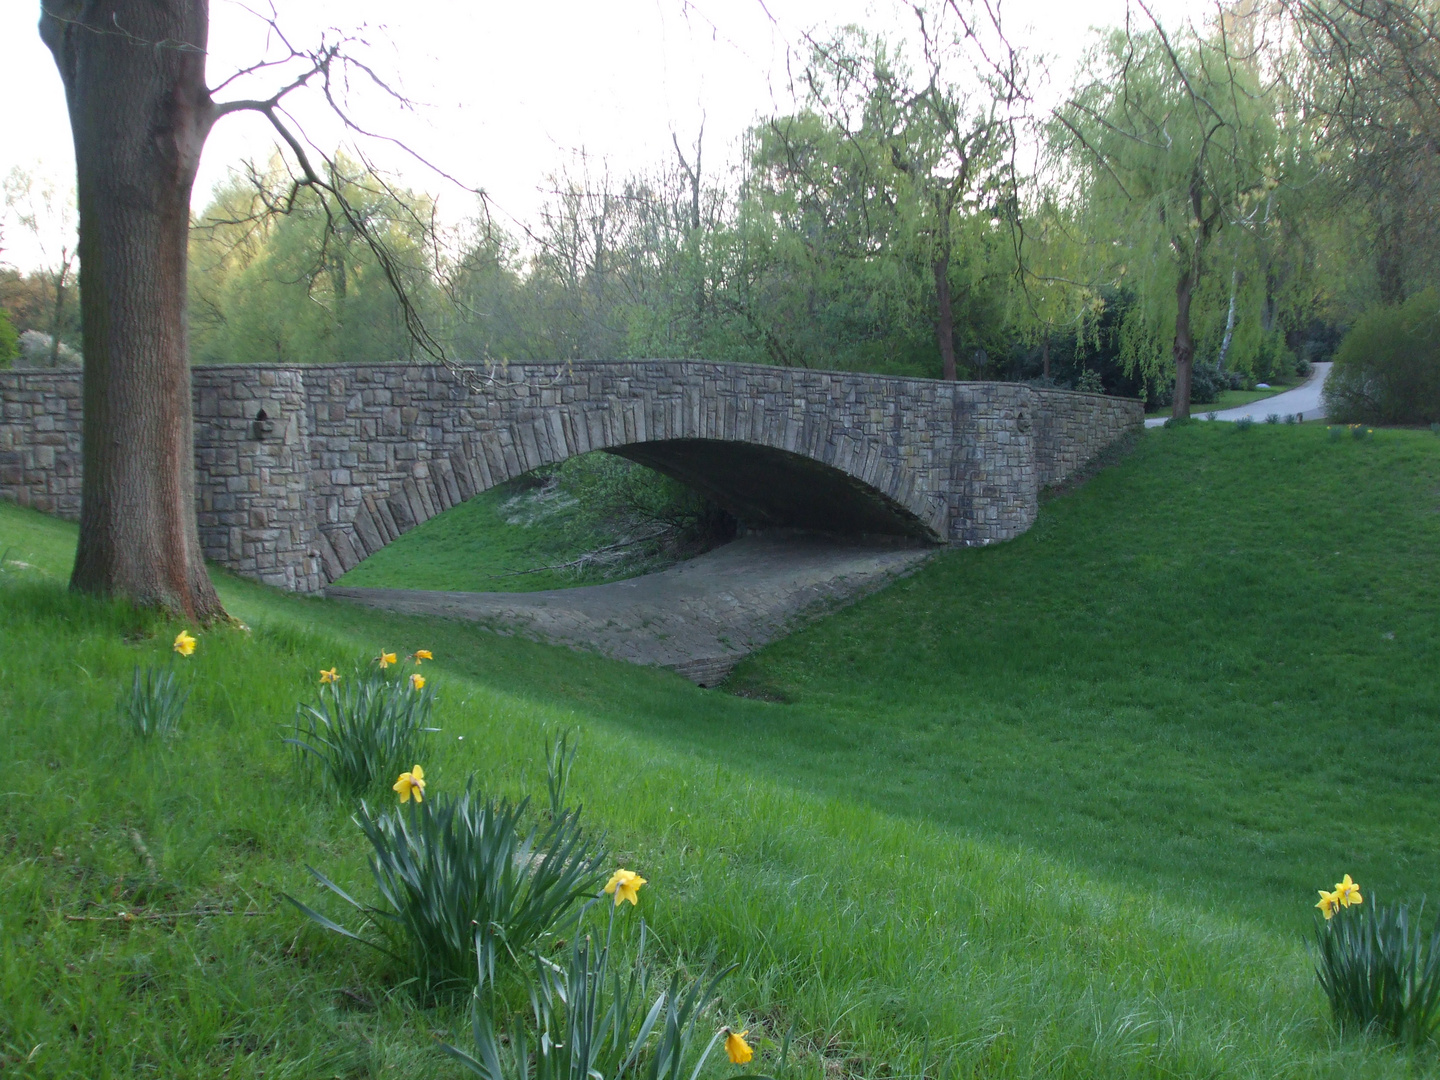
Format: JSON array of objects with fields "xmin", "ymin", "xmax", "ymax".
[
  {"xmin": 0, "ymin": 360, "xmax": 1143, "ymax": 593},
  {"xmin": 293, "ymin": 362, "xmax": 956, "ymax": 587}
]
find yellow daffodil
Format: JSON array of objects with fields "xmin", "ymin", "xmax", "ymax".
[
  {"xmin": 378, "ymin": 652, "xmax": 397, "ymax": 669},
  {"xmin": 393, "ymin": 765, "xmax": 426, "ymax": 803},
  {"xmin": 724, "ymin": 1029, "xmax": 753, "ymax": 1065},
  {"xmin": 413, "ymin": 649, "xmax": 433, "ymax": 663},
  {"xmin": 604, "ymin": 868, "xmax": 647, "ymax": 906},
  {"xmin": 1317, "ymin": 889, "xmax": 1340, "ymax": 920},
  {"xmin": 320, "ymin": 668, "xmax": 340, "ymax": 684},
  {"xmin": 1334, "ymin": 874, "xmax": 1363, "ymax": 907},
  {"xmin": 410, "ymin": 673, "xmax": 426, "ymax": 690},
  {"xmin": 173, "ymin": 630, "xmax": 196, "ymax": 656}
]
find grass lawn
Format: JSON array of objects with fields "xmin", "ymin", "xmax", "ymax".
[
  {"xmin": 3, "ymin": 422, "xmax": 1440, "ymax": 1078},
  {"xmin": 335, "ymin": 471, "xmax": 686, "ymax": 593}
]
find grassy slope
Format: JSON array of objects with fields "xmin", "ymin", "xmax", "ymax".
[
  {"xmin": 334, "ymin": 468, "xmax": 699, "ymax": 594},
  {"xmin": 333, "ymin": 479, "xmax": 601, "ymax": 593},
  {"xmin": 2, "ymin": 423, "xmax": 1438, "ymax": 1078}
]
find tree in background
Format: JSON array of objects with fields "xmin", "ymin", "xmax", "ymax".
[
  {"xmin": 190, "ymin": 158, "xmax": 440, "ymax": 366},
  {"xmin": 1287, "ymin": 0, "xmax": 1440, "ymax": 308},
  {"xmin": 765, "ymin": 6, "xmax": 1026, "ymax": 380},
  {"xmin": 1055, "ymin": 9, "xmax": 1279, "ymax": 417},
  {"xmin": 3, "ymin": 167, "xmax": 78, "ymax": 366}
]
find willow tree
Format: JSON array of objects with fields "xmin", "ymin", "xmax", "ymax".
[
  {"xmin": 39, "ymin": 1, "xmax": 449, "ymax": 619},
  {"xmin": 777, "ymin": 4, "xmax": 1027, "ymax": 380},
  {"xmin": 1055, "ymin": 9, "xmax": 1276, "ymax": 417}
]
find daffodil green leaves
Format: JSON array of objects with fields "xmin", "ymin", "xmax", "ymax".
[
  {"xmin": 286, "ymin": 663, "xmax": 437, "ymax": 799},
  {"xmin": 291, "ymin": 785, "xmax": 607, "ymax": 999}
]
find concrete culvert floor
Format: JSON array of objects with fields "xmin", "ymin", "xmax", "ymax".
[{"xmin": 327, "ymin": 533, "xmax": 935, "ymax": 684}]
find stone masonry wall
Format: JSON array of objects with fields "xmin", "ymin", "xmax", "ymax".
[
  {"xmin": 0, "ymin": 369, "xmax": 83, "ymax": 519},
  {"xmin": 1, "ymin": 363, "xmax": 1140, "ymax": 593},
  {"xmin": 1030, "ymin": 388, "xmax": 1144, "ymax": 489},
  {"xmin": 192, "ymin": 367, "xmax": 322, "ymax": 592}
]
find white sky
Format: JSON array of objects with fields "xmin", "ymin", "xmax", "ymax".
[{"xmin": 0, "ymin": 0, "xmax": 1199, "ymax": 272}]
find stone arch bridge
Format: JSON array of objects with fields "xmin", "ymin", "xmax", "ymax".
[{"xmin": 1, "ymin": 361, "xmax": 1141, "ymax": 592}]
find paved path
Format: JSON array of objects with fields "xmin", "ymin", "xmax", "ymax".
[
  {"xmin": 328, "ymin": 533, "xmax": 934, "ymax": 685},
  {"xmin": 1143, "ymin": 362, "xmax": 1331, "ymax": 428}
]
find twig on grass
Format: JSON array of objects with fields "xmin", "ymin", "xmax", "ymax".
[{"xmin": 64, "ymin": 906, "xmax": 273, "ymax": 923}]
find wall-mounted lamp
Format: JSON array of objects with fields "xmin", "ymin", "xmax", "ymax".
[{"xmin": 251, "ymin": 408, "xmax": 275, "ymax": 441}]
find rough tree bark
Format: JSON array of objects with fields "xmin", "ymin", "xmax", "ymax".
[{"xmin": 40, "ymin": 0, "xmax": 226, "ymax": 620}]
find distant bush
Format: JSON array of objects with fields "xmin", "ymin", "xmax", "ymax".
[
  {"xmin": 1150, "ymin": 362, "xmax": 1228, "ymax": 409},
  {"xmin": 1324, "ymin": 291, "xmax": 1440, "ymax": 425},
  {"xmin": 17, "ymin": 329, "xmax": 81, "ymax": 368},
  {"xmin": 1252, "ymin": 333, "xmax": 1296, "ymax": 383},
  {"xmin": 0, "ymin": 309, "xmax": 17, "ymax": 367}
]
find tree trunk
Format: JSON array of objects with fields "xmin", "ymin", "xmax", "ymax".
[
  {"xmin": 1375, "ymin": 219, "xmax": 1406, "ymax": 307},
  {"xmin": 933, "ymin": 252, "xmax": 957, "ymax": 381},
  {"xmin": 1041, "ymin": 335, "xmax": 1051, "ymax": 380},
  {"xmin": 48, "ymin": 262, "xmax": 67, "ymax": 367},
  {"xmin": 1172, "ymin": 266, "xmax": 1197, "ymax": 420},
  {"xmin": 41, "ymin": 0, "xmax": 226, "ymax": 621},
  {"xmin": 1217, "ymin": 265, "xmax": 1238, "ymax": 368}
]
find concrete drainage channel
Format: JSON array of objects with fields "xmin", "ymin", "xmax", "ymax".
[{"xmin": 326, "ymin": 532, "xmax": 936, "ymax": 686}]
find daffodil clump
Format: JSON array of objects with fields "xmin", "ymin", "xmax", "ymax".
[
  {"xmin": 117, "ymin": 628, "xmax": 199, "ymax": 739},
  {"xmin": 445, "ymin": 855, "xmax": 761, "ymax": 1080},
  {"xmin": 1310, "ymin": 873, "xmax": 1440, "ymax": 1044},
  {"xmin": 287, "ymin": 647, "xmax": 439, "ymax": 799},
  {"xmin": 290, "ymin": 742, "xmax": 608, "ymax": 999}
]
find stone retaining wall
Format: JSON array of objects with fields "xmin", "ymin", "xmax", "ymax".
[
  {"xmin": 1, "ymin": 362, "xmax": 1142, "ymax": 592},
  {"xmin": 1030, "ymin": 387, "xmax": 1143, "ymax": 489},
  {"xmin": 0, "ymin": 369, "xmax": 83, "ymax": 519}
]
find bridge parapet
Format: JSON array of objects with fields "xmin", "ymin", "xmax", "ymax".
[{"xmin": 2, "ymin": 361, "xmax": 1141, "ymax": 592}]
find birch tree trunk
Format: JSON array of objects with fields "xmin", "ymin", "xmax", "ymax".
[
  {"xmin": 1217, "ymin": 265, "xmax": 1239, "ymax": 368},
  {"xmin": 41, "ymin": 0, "xmax": 226, "ymax": 621}
]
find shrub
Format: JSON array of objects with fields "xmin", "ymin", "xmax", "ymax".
[
  {"xmin": 1190, "ymin": 363, "xmax": 1226, "ymax": 405},
  {"xmin": 1324, "ymin": 290, "xmax": 1440, "ymax": 425},
  {"xmin": 1252, "ymin": 332, "xmax": 1296, "ymax": 382},
  {"xmin": 118, "ymin": 666, "xmax": 187, "ymax": 739},
  {"xmin": 293, "ymin": 778, "xmax": 608, "ymax": 999},
  {"xmin": 1265, "ymin": 413, "xmax": 1281, "ymax": 424},
  {"xmin": 1311, "ymin": 881, "xmax": 1440, "ymax": 1045},
  {"xmin": 1075, "ymin": 368, "xmax": 1105, "ymax": 394},
  {"xmin": 1284, "ymin": 414, "xmax": 1299, "ymax": 425},
  {"xmin": 444, "ymin": 918, "xmax": 736, "ymax": 1080},
  {"xmin": 0, "ymin": 308, "xmax": 17, "ymax": 367},
  {"xmin": 1234, "ymin": 416, "xmax": 1255, "ymax": 432},
  {"xmin": 17, "ymin": 329, "xmax": 81, "ymax": 368},
  {"xmin": 287, "ymin": 657, "xmax": 437, "ymax": 798}
]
